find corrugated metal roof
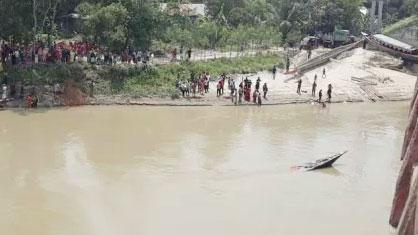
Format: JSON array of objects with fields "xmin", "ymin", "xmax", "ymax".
[
  {"xmin": 160, "ymin": 3, "xmax": 206, "ymax": 17},
  {"xmin": 373, "ymin": 34, "xmax": 416, "ymax": 51}
]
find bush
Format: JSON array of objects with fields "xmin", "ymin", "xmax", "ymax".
[{"xmin": 7, "ymin": 63, "xmax": 86, "ymax": 85}]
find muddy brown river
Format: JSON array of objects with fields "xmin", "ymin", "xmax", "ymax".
[{"xmin": 0, "ymin": 102, "xmax": 409, "ymax": 235}]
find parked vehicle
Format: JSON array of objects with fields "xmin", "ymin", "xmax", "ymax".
[
  {"xmin": 319, "ymin": 28, "xmax": 355, "ymax": 48},
  {"xmin": 300, "ymin": 36, "xmax": 319, "ymax": 50}
]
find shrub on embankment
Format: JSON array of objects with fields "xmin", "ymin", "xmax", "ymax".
[
  {"xmin": 4, "ymin": 53, "xmax": 282, "ymax": 98},
  {"xmin": 7, "ymin": 63, "xmax": 86, "ymax": 85}
]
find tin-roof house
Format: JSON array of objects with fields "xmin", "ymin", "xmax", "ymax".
[{"xmin": 160, "ymin": 3, "xmax": 206, "ymax": 21}]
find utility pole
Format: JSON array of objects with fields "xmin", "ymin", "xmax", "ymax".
[{"xmin": 378, "ymin": 0, "xmax": 384, "ymax": 33}]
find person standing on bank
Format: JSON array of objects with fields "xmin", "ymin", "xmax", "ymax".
[
  {"xmin": 322, "ymin": 68, "xmax": 326, "ymax": 78},
  {"xmin": 253, "ymin": 90, "xmax": 258, "ymax": 103},
  {"xmin": 238, "ymin": 86, "xmax": 243, "ymax": 104},
  {"xmin": 217, "ymin": 81, "xmax": 222, "ymax": 97},
  {"xmin": 263, "ymin": 83, "xmax": 268, "ymax": 99},
  {"xmin": 187, "ymin": 48, "xmax": 192, "ymax": 61},
  {"xmin": 297, "ymin": 78, "xmax": 302, "ymax": 95},
  {"xmin": 312, "ymin": 77, "xmax": 317, "ymax": 97},
  {"xmin": 89, "ymin": 80, "xmax": 94, "ymax": 97},
  {"xmin": 327, "ymin": 84, "xmax": 333, "ymax": 102},
  {"xmin": 319, "ymin": 89, "xmax": 323, "ymax": 103},
  {"xmin": 272, "ymin": 66, "xmax": 277, "ymax": 80},
  {"xmin": 257, "ymin": 92, "xmax": 262, "ymax": 106},
  {"xmin": 255, "ymin": 77, "xmax": 261, "ymax": 91},
  {"xmin": 1, "ymin": 83, "xmax": 7, "ymax": 100}
]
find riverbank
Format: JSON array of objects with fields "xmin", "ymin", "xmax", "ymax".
[
  {"xmin": 73, "ymin": 48, "xmax": 418, "ymax": 107},
  {"xmin": 1, "ymin": 48, "xmax": 416, "ymax": 109},
  {"xmin": 1, "ymin": 53, "xmax": 282, "ymax": 108}
]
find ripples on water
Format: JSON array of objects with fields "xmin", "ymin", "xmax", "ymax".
[{"xmin": 0, "ymin": 102, "xmax": 409, "ymax": 235}]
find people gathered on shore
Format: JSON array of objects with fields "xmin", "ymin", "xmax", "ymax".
[{"xmin": 175, "ymin": 66, "xmax": 333, "ymax": 107}]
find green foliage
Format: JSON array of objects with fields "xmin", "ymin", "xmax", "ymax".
[
  {"xmin": 383, "ymin": 15, "xmax": 418, "ymax": 35},
  {"xmin": 405, "ymin": 0, "xmax": 418, "ymax": 15},
  {"xmin": 77, "ymin": 2, "xmax": 128, "ymax": 51},
  {"xmin": 0, "ymin": 0, "xmax": 33, "ymax": 41},
  {"xmin": 76, "ymin": 0, "xmax": 166, "ymax": 51},
  {"xmin": 0, "ymin": 0, "xmax": 373, "ymax": 50},
  {"xmin": 123, "ymin": 0, "xmax": 166, "ymax": 50},
  {"xmin": 7, "ymin": 63, "xmax": 86, "ymax": 86}
]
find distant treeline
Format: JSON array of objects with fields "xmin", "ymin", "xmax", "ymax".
[{"xmin": 0, "ymin": 0, "xmax": 416, "ymax": 51}]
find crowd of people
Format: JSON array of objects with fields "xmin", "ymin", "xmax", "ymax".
[
  {"xmin": 176, "ymin": 72, "xmax": 270, "ymax": 106},
  {"xmin": 0, "ymin": 40, "xmax": 152, "ymax": 67},
  {"xmin": 176, "ymin": 66, "xmax": 334, "ymax": 107}
]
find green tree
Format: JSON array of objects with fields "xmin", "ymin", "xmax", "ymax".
[
  {"xmin": 77, "ymin": 2, "xmax": 128, "ymax": 51},
  {"xmin": 205, "ymin": 0, "xmax": 246, "ymax": 25},
  {"xmin": 77, "ymin": 0, "xmax": 165, "ymax": 51},
  {"xmin": 0, "ymin": 0, "xmax": 33, "ymax": 41},
  {"xmin": 405, "ymin": 0, "xmax": 418, "ymax": 15},
  {"xmin": 122, "ymin": 0, "xmax": 166, "ymax": 50}
]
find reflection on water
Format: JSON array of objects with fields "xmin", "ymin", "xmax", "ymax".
[{"xmin": 0, "ymin": 102, "xmax": 409, "ymax": 235}]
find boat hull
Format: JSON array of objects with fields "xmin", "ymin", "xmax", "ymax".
[
  {"xmin": 301, "ymin": 151, "xmax": 348, "ymax": 171},
  {"xmin": 365, "ymin": 36, "xmax": 418, "ymax": 62}
]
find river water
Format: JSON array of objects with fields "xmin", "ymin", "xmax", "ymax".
[{"xmin": 0, "ymin": 102, "xmax": 409, "ymax": 235}]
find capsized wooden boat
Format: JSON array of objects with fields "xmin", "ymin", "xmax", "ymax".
[{"xmin": 296, "ymin": 151, "xmax": 348, "ymax": 171}]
